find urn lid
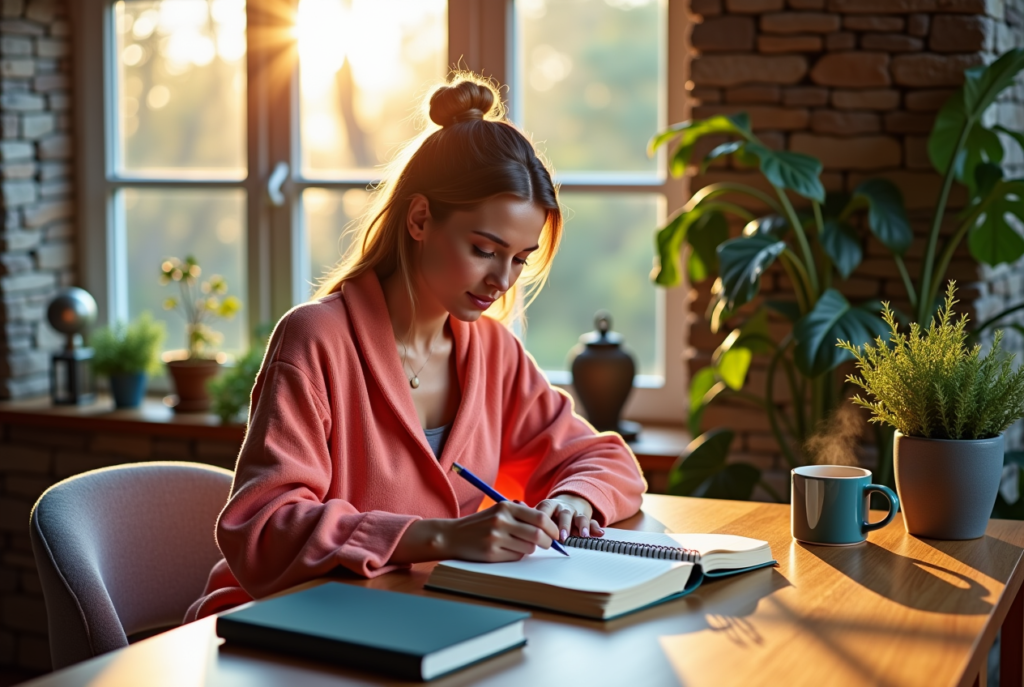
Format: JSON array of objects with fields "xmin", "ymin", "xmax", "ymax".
[{"xmin": 578, "ymin": 310, "xmax": 625, "ymax": 348}]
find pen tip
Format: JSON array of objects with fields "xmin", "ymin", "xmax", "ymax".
[{"xmin": 451, "ymin": 463, "xmax": 462, "ymax": 474}]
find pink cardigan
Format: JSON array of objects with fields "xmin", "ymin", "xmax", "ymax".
[{"xmin": 185, "ymin": 271, "xmax": 646, "ymax": 621}]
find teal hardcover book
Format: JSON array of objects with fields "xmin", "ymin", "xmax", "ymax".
[
  {"xmin": 426, "ymin": 528, "xmax": 776, "ymax": 620},
  {"xmin": 216, "ymin": 583, "xmax": 529, "ymax": 681}
]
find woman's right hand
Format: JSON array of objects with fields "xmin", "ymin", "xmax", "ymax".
[{"xmin": 390, "ymin": 501, "xmax": 560, "ymax": 565}]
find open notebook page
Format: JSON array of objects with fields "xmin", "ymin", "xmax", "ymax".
[
  {"xmin": 436, "ymin": 545, "xmax": 690, "ymax": 594},
  {"xmin": 584, "ymin": 529, "xmax": 773, "ymax": 572}
]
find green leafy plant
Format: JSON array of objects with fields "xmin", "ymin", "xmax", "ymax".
[
  {"xmin": 653, "ymin": 49, "xmax": 1024, "ymax": 500},
  {"xmin": 207, "ymin": 326, "xmax": 270, "ymax": 424},
  {"xmin": 840, "ymin": 283, "xmax": 1024, "ymax": 441},
  {"xmin": 91, "ymin": 311, "xmax": 166, "ymax": 377},
  {"xmin": 160, "ymin": 255, "xmax": 242, "ymax": 360}
]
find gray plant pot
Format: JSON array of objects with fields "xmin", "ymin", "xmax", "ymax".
[{"xmin": 894, "ymin": 431, "xmax": 1004, "ymax": 540}]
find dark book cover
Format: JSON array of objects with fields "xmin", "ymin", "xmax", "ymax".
[{"xmin": 216, "ymin": 582, "xmax": 529, "ymax": 681}]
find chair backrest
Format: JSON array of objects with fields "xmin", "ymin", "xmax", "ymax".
[{"xmin": 29, "ymin": 461, "xmax": 233, "ymax": 670}]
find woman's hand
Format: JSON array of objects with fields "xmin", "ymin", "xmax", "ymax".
[
  {"xmin": 535, "ymin": 494, "xmax": 604, "ymax": 543},
  {"xmin": 389, "ymin": 501, "xmax": 561, "ymax": 565}
]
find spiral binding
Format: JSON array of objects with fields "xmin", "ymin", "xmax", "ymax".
[{"xmin": 564, "ymin": 536, "xmax": 700, "ymax": 563}]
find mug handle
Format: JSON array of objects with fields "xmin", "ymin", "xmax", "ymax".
[{"xmin": 862, "ymin": 484, "xmax": 899, "ymax": 533}]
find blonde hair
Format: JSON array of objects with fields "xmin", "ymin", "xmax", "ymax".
[{"xmin": 311, "ymin": 73, "xmax": 562, "ymax": 324}]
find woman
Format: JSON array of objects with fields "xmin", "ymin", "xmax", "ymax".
[{"xmin": 186, "ymin": 75, "xmax": 646, "ymax": 622}]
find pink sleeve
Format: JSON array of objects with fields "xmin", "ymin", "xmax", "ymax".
[
  {"xmin": 499, "ymin": 338, "xmax": 647, "ymax": 526},
  {"xmin": 216, "ymin": 357, "xmax": 419, "ymax": 599}
]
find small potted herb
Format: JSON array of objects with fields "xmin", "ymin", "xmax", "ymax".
[
  {"xmin": 91, "ymin": 311, "xmax": 166, "ymax": 408},
  {"xmin": 208, "ymin": 326, "xmax": 270, "ymax": 424},
  {"xmin": 839, "ymin": 283, "xmax": 1024, "ymax": 539},
  {"xmin": 160, "ymin": 255, "xmax": 242, "ymax": 413}
]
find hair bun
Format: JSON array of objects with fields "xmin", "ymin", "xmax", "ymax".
[{"xmin": 429, "ymin": 80, "xmax": 497, "ymax": 128}]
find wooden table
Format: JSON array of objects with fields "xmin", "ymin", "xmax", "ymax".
[{"xmin": 23, "ymin": 494, "xmax": 1024, "ymax": 687}]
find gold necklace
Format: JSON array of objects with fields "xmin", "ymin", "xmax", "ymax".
[{"xmin": 400, "ymin": 328, "xmax": 442, "ymax": 389}]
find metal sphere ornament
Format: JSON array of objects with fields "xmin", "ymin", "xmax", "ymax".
[
  {"xmin": 45, "ymin": 287, "xmax": 98, "ymax": 405},
  {"xmin": 46, "ymin": 287, "xmax": 98, "ymax": 349}
]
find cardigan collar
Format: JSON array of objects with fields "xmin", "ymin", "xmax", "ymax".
[{"xmin": 341, "ymin": 270, "xmax": 482, "ymax": 477}]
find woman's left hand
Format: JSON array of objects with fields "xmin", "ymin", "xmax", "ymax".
[{"xmin": 534, "ymin": 494, "xmax": 604, "ymax": 543}]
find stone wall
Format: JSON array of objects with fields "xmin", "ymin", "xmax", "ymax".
[
  {"xmin": 0, "ymin": 0, "xmax": 73, "ymax": 401},
  {"xmin": 685, "ymin": 0, "xmax": 1024, "ymax": 494},
  {"xmin": 0, "ymin": 419, "xmax": 242, "ymax": 672}
]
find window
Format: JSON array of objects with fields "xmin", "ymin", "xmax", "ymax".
[{"xmin": 77, "ymin": 0, "xmax": 689, "ymax": 421}]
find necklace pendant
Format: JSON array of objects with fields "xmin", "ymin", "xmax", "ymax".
[{"xmin": 410, "ymin": 376, "xmax": 420, "ymax": 389}]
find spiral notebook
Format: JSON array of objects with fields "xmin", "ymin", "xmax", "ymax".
[{"xmin": 425, "ymin": 528, "xmax": 776, "ymax": 620}]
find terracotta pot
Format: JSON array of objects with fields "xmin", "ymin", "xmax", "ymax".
[
  {"xmin": 894, "ymin": 431, "xmax": 1004, "ymax": 540},
  {"xmin": 166, "ymin": 358, "xmax": 221, "ymax": 413}
]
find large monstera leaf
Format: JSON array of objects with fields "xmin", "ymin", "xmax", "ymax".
[
  {"xmin": 851, "ymin": 179, "xmax": 912, "ymax": 255},
  {"xmin": 687, "ymin": 210, "xmax": 730, "ymax": 282},
  {"xmin": 667, "ymin": 429, "xmax": 760, "ymax": 500},
  {"xmin": 969, "ymin": 181, "xmax": 1024, "ymax": 266},
  {"xmin": 793, "ymin": 289, "xmax": 889, "ymax": 377},
  {"xmin": 746, "ymin": 143, "xmax": 825, "ymax": 203},
  {"xmin": 649, "ymin": 113, "xmax": 751, "ymax": 178},
  {"xmin": 716, "ymin": 235, "xmax": 787, "ymax": 311},
  {"xmin": 821, "ymin": 219, "xmax": 862, "ymax": 279}
]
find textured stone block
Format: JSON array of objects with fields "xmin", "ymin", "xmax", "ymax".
[
  {"xmin": 811, "ymin": 110, "xmax": 882, "ymax": 135},
  {"xmin": 34, "ymin": 240, "xmax": 72, "ymax": 269},
  {"xmin": 724, "ymin": 85, "xmax": 781, "ymax": 103},
  {"xmin": 825, "ymin": 32, "xmax": 856, "ymax": 51},
  {"xmin": 692, "ymin": 16, "xmax": 756, "ymax": 52},
  {"xmin": 831, "ymin": 88, "xmax": 900, "ymax": 111},
  {"xmin": 761, "ymin": 12, "xmax": 840, "ymax": 33},
  {"xmin": 36, "ymin": 133, "xmax": 69, "ymax": 159},
  {"xmin": 848, "ymin": 170, "xmax": 967, "ymax": 210},
  {"xmin": 0, "ymin": 59, "xmax": 31, "ymax": 78},
  {"xmin": 811, "ymin": 52, "xmax": 891, "ymax": 87},
  {"xmin": 20, "ymin": 112, "xmax": 52, "ymax": 139},
  {"xmin": 1, "ymin": 0, "xmax": 22, "ymax": 17},
  {"xmin": 843, "ymin": 15, "xmax": 904, "ymax": 31},
  {"xmin": 90, "ymin": 432, "xmax": 153, "ymax": 459},
  {"xmin": 693, "ymin": 105, "xmax": 810, "ymax": 130},
  {"xmin": 0, "ymin": 180, "xmax": 34, "ymax": 206},
  {"xmin": 930, "ymin": 15, "xmax": 993, "ymax": 52},
  {"xmin": 691, "ymin": 55, "xmax": 808, "ymax": 87},
  {"xmin": 38, "ymin": 160, "xmax": 67, "ymax": 181},
  {"xmin": 45, "ymin": 90, "xmax": 66, "ymax": 110},
  {"xmin": 758, "ymin": 34, "xmax": 823, "ymax": 52},
  {"xmin": 0, "ymin": 350, "xmax": 46, "ymax": 377},
  {"xmin": 50, "ymin": 19, "xmax": 69, "ymax": 37},
  {"xmin": 0, "ymin": 271, "xmax": 53, "ymax": 292},
  {"xmin": 0, "ymin": 37, "xmax": 30, "ymax": 57},
  {"xmin": 0, "ymin": 231, "xmax": 38, "ymax": 252},
  {"xmin": 904, "ymin": 136, "xmax": 932, "ymax": 170},
  {"xmin": 827, "ymin": 0, "xmax": 987, "ymax": 11},
  {"xmin": 726, "ymin": 0, "xmax": 784, "ymax": 11},
  {"xmin": 0, "ymin": 21, "xmax": 44, "ymax": 36},
  {"xmin": 22, "ymin": 198, "xmax": 71, "ymax": 227},
  {"xmin": 0, "ymin": 113, "xmax": 16, "ymax": 139},
  {"xmin": 42, "ymin": 219, "xmax": 70, "ymax": 241},
  {"xmin": 861, "ymin": 34, "xmax": 924, "ymax": 52},
  {"xmin": 790, "ymin": 133, "xmax": 902, "ymax": 169},
  {"xmin": 152, "ymin": 437, "xmax": 194, "ymax": 459},
  {"xmin": 905, "ymin": 89, "xmax": 957, "ymax": 112},
  {"xmin": 1, "ymin": 372, "xmax": 47, "ymax": 398},
  {"xmin": 24, "ymin": 0, "xmax": 56, "ymax": 23},
  {"xmin": 884, "ymin": 111, "xmax": 936, "ymax": 134},
  {"xmin": 788, "ymin": 0, "xmax": 825, "ymax": 6},
  {"xmin": 31, "ymin": 73, "xmax": 66, "ymax": 91},
  {"xmin": 0, "ymin": 253, "xmax": 30, "ymax": 275},
  {"xmin": 907, "ymin": 13, "xmax": 930, "ymax": 36},
  {"xmin": 34, "ymin": 38, "xmax": 67, "ymax": 58},
  {"xmin": 690, "ymin": 0, "xmax": 723, "ymax": 16},
  {"xmin": 39, "ymin": 178, "xmax": 69, "ymax": 198},
  {"xmin": 782, "ymin": 86, "xmax": 829, "ymax": 106},
  {"xmin": 195, "ymin": 439, "xmax": 242, "ymax": 461},
  {"xmin": 0, "ymin": 92, "xmax": 42, "ymax": 111},
  {"xmin": 891, "ymin": 53, "xmax": 983, "ymax": 87},
  {"xmin": 0, "ymin": 141, "xmax": 30, "ymax": 161}
]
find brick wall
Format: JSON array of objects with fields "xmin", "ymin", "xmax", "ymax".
[
  {"xmin": 0, "ymin": 420, "xmax": 241, "ymax": 672},
  {"xmin": 0, "ymin": 0, "xmax": 73, "ymax": 401},
  {"xmin": 685, "ymin": 0, "xmax": 1024, "ymax": 494}
]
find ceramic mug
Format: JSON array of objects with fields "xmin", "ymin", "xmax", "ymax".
[{"xmin": 791, "ymin": 466, "xmax": 899, "ymax": 546}]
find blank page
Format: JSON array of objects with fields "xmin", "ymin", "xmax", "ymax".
[
  {"xmin": 437, "ymin": 546, "xmax": 688, "ymax": 594},
  {"xmin": 596, "ymin": 528, "xmax": 768, "ymax": 555}
]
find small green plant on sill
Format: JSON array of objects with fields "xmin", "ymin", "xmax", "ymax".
[
  {"xmin": 91, "ymin": 311, "xmax": 166, "ymax": 377},
  {"xmin": 207, "ymin": 325, "xmax": 271, "ymax": 424},
  {"xmin": 160, "ymin": 255, "xmax": 242, "ymax": 360},
  {"xmin": 839, "ymin": 283, "xmax": 1024, "ymax": 441}
]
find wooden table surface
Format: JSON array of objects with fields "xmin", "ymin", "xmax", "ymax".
[{"xmin": 23, "ymin": 494, "xmax": 1024, "ymax": 687}]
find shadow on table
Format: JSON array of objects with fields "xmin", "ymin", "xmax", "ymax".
[
  {"xmin": 921, "ymin": 534, "xmax": 1024, "ymax": 583},
  {"xmin": 803, "ymin": 541, "xmax": 992, "ymax": 614}
]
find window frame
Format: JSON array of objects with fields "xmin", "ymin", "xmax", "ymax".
[{"xmin": 73, "ymin": 0, "xmax": 691, "ymax": 423}]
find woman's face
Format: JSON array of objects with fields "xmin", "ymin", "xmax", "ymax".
[{"xmin": 410, "ymin": 194, "xmax": 546, "ymax": 322}]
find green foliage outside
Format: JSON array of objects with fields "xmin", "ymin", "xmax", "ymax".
[
  {"xmin": 208, "ymin": 325, "xmax": 272, "ymax": 425},
  {"xmin": 160, "ymin": 255, "xmax": 242, "ymax": 360},
  {"xmin": 90, "ymin": 311, "xmax": 166, "ymax": 377},
  {"xmin": 655, "ymin": 50, "xmax": 1024, "ymax": 502},
  {"xmin": 841, "ymin": 284, "xmax": 1024, "ymax": 441}
]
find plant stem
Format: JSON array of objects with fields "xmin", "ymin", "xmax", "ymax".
[
  {"xmin": 758, "ymin": 479, "xmax": 785, "ymax": 504},
  {"xmin": 780, "ymin": 250, "xmax": 813, "ymax": 314},
  {"xmin": 918, "ymin": 124, "xmax": 971, "ymax": 324},
  {"xmin": 776, "ymin": 188, "xmax": 820, "ymax": 298},
  {"xmin": 927, "ymin": 198, "xmax": 991, "ymax": 311},
  {"xmin": 767, "ymin": 337, "xmax": 801, "ymax": 469},
  {"xmin": 893, "ymin": 255, "xmax": 918, "ymax": 311},
  {"xmin": 688, "ymin": 182, "xmax": 784, "ymax": 215},
  {"xmin": 972, "ymin": 300, "xmax": 1024, "ymax": 336},
  {"xmin": 781, "ymin": 356, "xmax": 806, "ymax": 440}
]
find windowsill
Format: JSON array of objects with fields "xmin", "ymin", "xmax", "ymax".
[{"xmin": 0, "ymin": 394, "xmax": 245, "ymax": 442}]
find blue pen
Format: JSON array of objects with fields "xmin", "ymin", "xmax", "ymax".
[{"xmin": 451, "ymin": 462, "xmax": 570, "ymax": 557}]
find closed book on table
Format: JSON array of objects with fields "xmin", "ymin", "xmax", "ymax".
[
  {"xmin": 427, "ymin": 528, "xmax": 777, "ymax": 620},
  {"xmin": 216, "ymin": 582, "xmax": 529, "ymax": 681}
]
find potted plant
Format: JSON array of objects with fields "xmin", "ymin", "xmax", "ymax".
[
  {"xmin": 839, "ymin": 283, "xmax": 1024, "ymax": 540},
  {"xmin": 90, "ymin": 311, "xmax": 166, "ymax": 409},
  {"xmin": 208, "ymin": 326, "xmax": 270, "ymax": 425},
  {"xmin": 652, "ymin": 49, "xmax": 1024, "ymax": 500},
  {"xmin": 160, "ymin": 255, "xmax": 242, "ymax": 413}
]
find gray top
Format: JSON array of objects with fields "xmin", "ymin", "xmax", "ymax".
[{"xmin": 423, "ymin": 424, "xmax": 452, "ymax": 459}]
